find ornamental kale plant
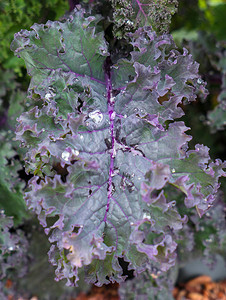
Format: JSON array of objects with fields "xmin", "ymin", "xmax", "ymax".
[{"xmin": 10, "ymin": 3, "xmax": 225, "ymax": 292}]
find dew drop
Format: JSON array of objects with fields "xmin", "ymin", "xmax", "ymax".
[
  {"xmin": 110, "ymin": 96, "xmax": 115, "ymax": 104},
  {"xmin": 61, "ymin": 151, "xmax": 70, "ymax": 161},
  {"xmin": 45, "ymin": 92, "xmax": 52, "ymax": 101},
  {"xmin": 205, "ymin": 238, "xmax": 213, "ymax": 243},
  {"xmin": 101, "ymin": 49, "xmax": 107, "ymax": 55},
  {"xmin": 8, "ymin": 246, "xmax": 14, "ymax": 251},
  {"xmin": 130, "ymin": 222, "xmax": 134, "ymax": 226},
  {"xmin": 143, "ymin": 212, "xmax": 151, "ymax": 220},
  {"xmin": 124, "ymin": 114, "xmax": 127, "ymax": 118},
  {"xmin": 197, "ymin": 78, "xmax": 203, "ymax": 85},
  {"xmin": 0, "ymin": 209, "xmax": 4, "ymax": 214},
  {"xmin": 45, "ymin": 87, "xmax": 56, "ymax": 101},
  {"xmin": 126, "ymin": 20, "xmax": 133, "ymax": 26},
  {"xmin": 171, "ymin": 201, "xmax": 176, "ymax": 207},
  {"xmin": 80, "ymin": 135, "xmax": 84, "ymax": 140},
  {"xmin": 157, "ymin": 271, "xmax": 161, "ymax": 276},
  {"xmin": 111, "ymin": 111, "xmax": 116, "ymax": 120},
  {"xmin": 171, "ymin": 168, "xmax": 176, "ymax": 173},
  {"xmin": 134, "ymin": 108, "xmax": 138, "ymax": 112},
  {"xmin": 89, "ymin": 110, "xmax": 103, "ymax": 124},
  {"xmin": 73, "ymin": 149, "xmax": 79, "ymax": 156}
]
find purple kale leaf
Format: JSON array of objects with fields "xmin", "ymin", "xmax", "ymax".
[
  {"xmin": 119, "ymin": 268, "xmax": 176, "ymax": 300},
  {"xmin": 11, "ymin": 9, "xmax": 225, "ymax": 286},
  {"xmin": 208, "ymin": 47, "xmax": 226, "ymax": 132},
  {"xmin": 110, "ymin": 0, "xmax": 178, "ymax": 38},
  {"xmin": 0, "ymin": 211, "xmax": 29, "ymax": 299}
]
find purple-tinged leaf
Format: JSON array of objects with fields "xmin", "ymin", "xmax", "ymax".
[{"xmin": 11, "ymin": 9, "xmax": 225, "ymax": 286}]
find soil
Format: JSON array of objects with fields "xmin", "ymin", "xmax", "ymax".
[
  {"xmin": 74, "ymin": 276, "xmax": 226, "ymax": 300},
  {"xmin": 173, "ymin": 275, "xmax": 226, "ymax": 300},
  {"xmin": 5, "ymin": 276, "xmax": 226, "ymax": 299},
  {"xmin": 75, "ymin": 283, "xmax": 119, "ymax": 300}
]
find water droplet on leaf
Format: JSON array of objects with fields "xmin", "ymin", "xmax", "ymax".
[
  {"xmin": 101, "ymin": 49, "xmax": 107, "ymax": 55},
  {"xmin": 45, "ymin": 87, "xmax": 56, "ymax": 101},
  {"xmin": 143, "ymin": 212, "xmax": 151, "ymax": 220},
  {"xmin": 197, "ymin": 78, "xmax": 203, "ymax": 85},
  {"xmin": 61, "ymin": 151, "xmax": 70, "ymax": 161},
  {"xmin": 171, "ymin": 201, "xmax": 176, "ymax": 207},
  {"xmin": 205, "ymin": 238, "xmax": 213, "ymax": 243},
  {"xmin": 72, "ymin": 149, "xmax": 79, "ymax": 156},
  {"xmin": 89, "ymin": 110, "xmax": 103, "ymax": 124},
  {"xmin": 111, "ymin": 112, "xmax": 116, "ymax": 120}
]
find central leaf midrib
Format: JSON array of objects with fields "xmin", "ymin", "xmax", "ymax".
[{"xmin": 104, "ymin": 71, "xmax": 115, "ymax": 222}]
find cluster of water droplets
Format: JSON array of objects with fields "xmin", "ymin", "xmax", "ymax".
[
  {"xmin": 143, "ymin": 212, "xmax": 151, "ymax": 220},
  {"xmin": 8, "ymin": 245, "xmax": 19, "ymax": 252},
  {"xmin": 61, "ymin": 148, "xmax": 79, "ymax": 161},
  {"xmin": 197, "ymin": 78, "xmax": 204, "ymax": 85},
  {"xmin": 85, "ymin": 110, "xmax": 104, "ymax": 128},
  {"xmin": 111, "ymin": 167, "xmax": 120, "ymax": 177},
  {"xmin": 134, "ymin": 107, "xmax": 146, "ymax": 117},
  {"xmin": 44, "ymin": 87, "xmax": 56, "ymax": 102},
  {"xmin": 120, "ymin": 173, "xmax": 135, "ymax": 192}
]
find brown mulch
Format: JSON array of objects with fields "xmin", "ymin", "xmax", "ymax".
[
  {"xmin": 173, "ymin": 275, "xmax": 226, "ymax": 300},
  {"xmin": 75, "ymin": 283, "xmax": 119, "ymax": 300},
  {"xmin": 4, "ymin": 276, "xmax": 226, "ymax": 299},
  {"xmin": 74, "ymin": 276, "xmax": 226, "ymax": 300}
]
